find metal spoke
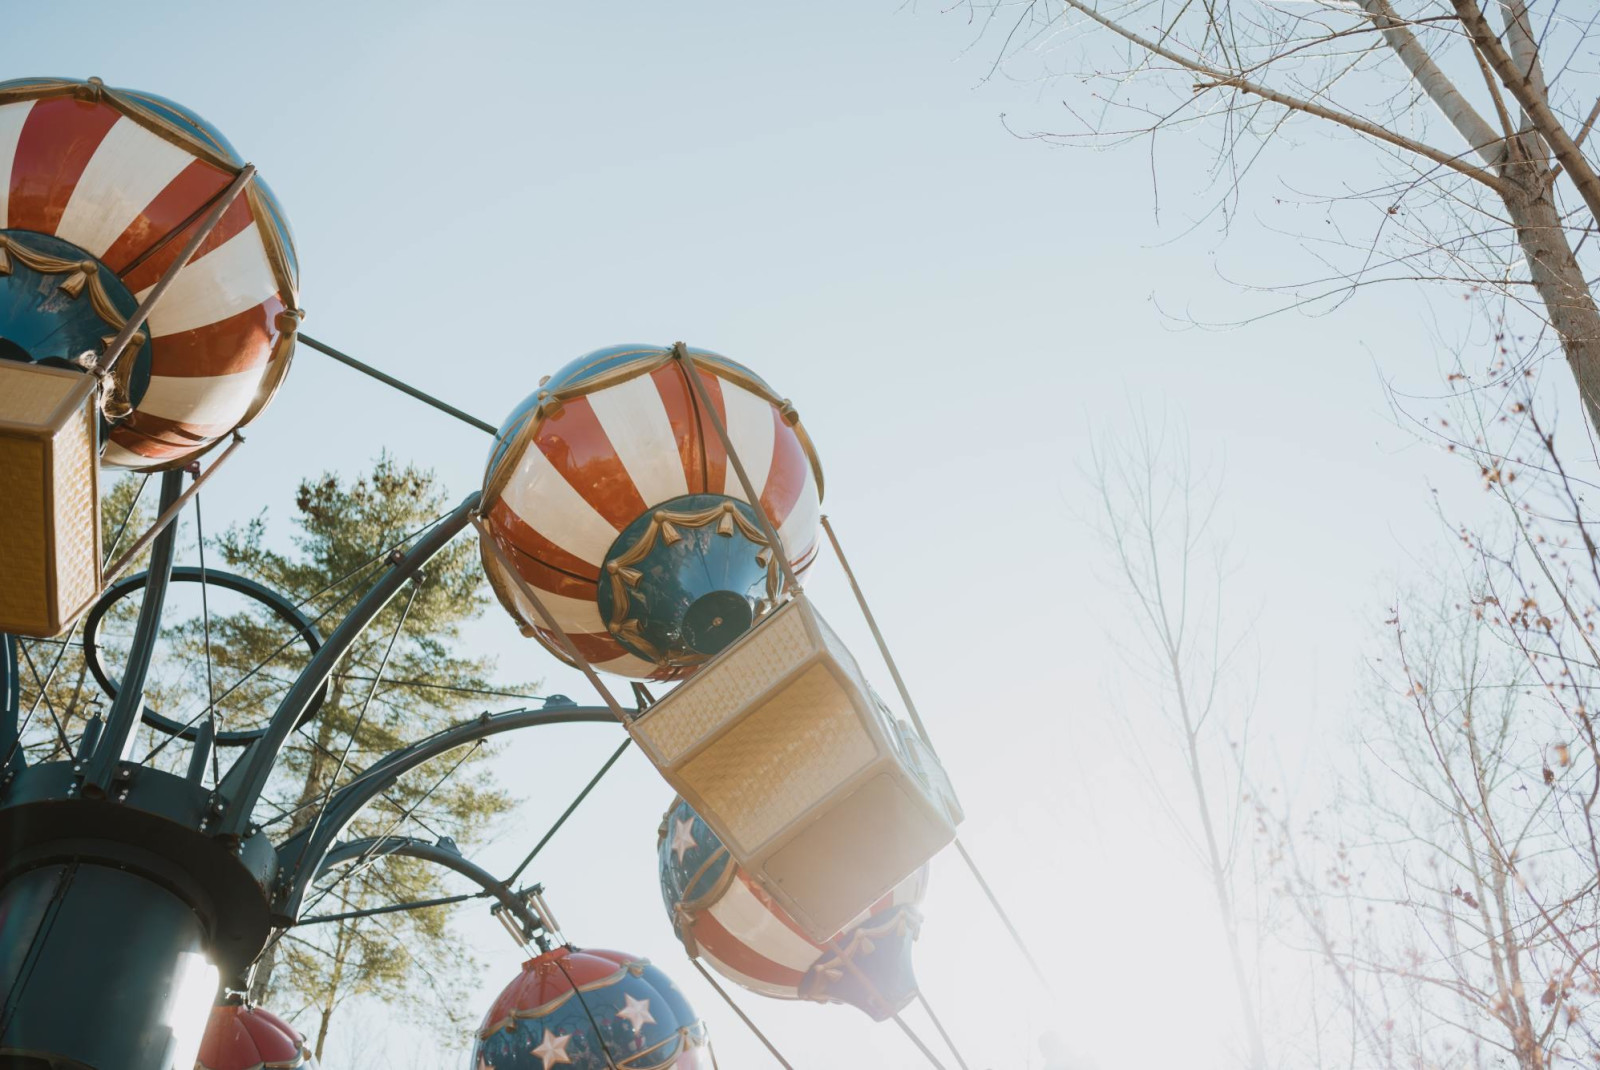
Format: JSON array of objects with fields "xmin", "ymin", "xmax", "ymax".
[
  {"xmin": 505, "ymin": 736, "xmax": 633, "ymax": 886},
  {"xmin": 16, "ymin": 639, "xmax": 72, "ymax": 756},
  {"xmin": 296, "ymin": 580, "xmax": 420, "ymax": 858},
  {"xmin": 193, "ymin": 488, "xmax": 220, "ymax": 784}
]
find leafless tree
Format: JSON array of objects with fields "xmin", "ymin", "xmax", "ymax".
[
  {"xmin": 972, "ymin": 0, "xmax": 1600, "ymax": 427},
  {"xmin": 1276, "ymin": 590, "xmax": 1599, "ymax": 1068},
  {"xmin": 1262, "ymin": 356, "xmax": 1600, "ymax": 1068},
  {"xmin": 1089, "ymin": 416, "xmax": 1270, "ymax": 1069}
]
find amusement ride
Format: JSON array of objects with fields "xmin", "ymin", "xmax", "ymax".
[{"xmin": 0, "ymin": 77, "xmax": 1038, "ymax": 1069}]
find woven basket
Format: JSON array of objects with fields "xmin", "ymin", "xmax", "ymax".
[
  {"xmin": 633, "ymin": 595, "xmax": 959, "ymax": 940},
  {"xmin": 0, "ymin": 362, "xmax": 100, "ymax": 637}
]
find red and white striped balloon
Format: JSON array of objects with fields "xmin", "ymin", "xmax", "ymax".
[
  {"xmin": 659, "ymin": 797, "xmax": 928, "ymax": 1019},
  {"xmin": 480, "ymin": 344, "xmax": 823, "ymax": 680},
  {"xmin": 0, "ymin": 78, "xmax": 298, "ymax": 470}
]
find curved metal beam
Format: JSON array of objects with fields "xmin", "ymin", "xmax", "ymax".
[
  {"xmin": 84, "ymin": 469, "xmax": 183, "ymax": 790},
  {"xmin": 82, "ymin": 565, "xmax": 327, "ymax": 744},
  {"xmin": 218, "ymin": 492, "xmax": 482, "ymax": 835},
  {"xmin": 312, "ymin": 835, "xmax": 541, "ymax": 933},
  {"xmin": 272, "ymin": 702, "xmax": 623, "ymax": 919}
]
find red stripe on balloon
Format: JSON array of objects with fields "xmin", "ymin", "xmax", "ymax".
[
  {"xmin": 533, "ymin": 396, "xmax": 647, "ymax": 530},
  {"xmin": 759, "ymin": 409, "xmax": 808, "ymax": 529},
  {"xmin": 487, "ymin": 499, "xmax": 602, "ymax": 583},
  {"xmin": 6, "ymin": 97, "xmax": 119, "ymax": 233},
  {"xmin": 790, "ymin": 541, "xmax": 819, "ymax": 576},
  {"xmin": 651, "ymin": 364, "xmax": 705, "ymax": 494},
  {"xmin": 118, "ymin": 190, "xmax": 255, "ymax": 295},
  {"xmin": 100, "ymin": 157, "xmax": 231, "ymax": 274},
  {"xmin": 146, "ymin": 297, "xmax": 281, "ymax": 378},
  {"xmin": 692, "ymin": 371, "xmax": 729, "ymax": 497},
  {"xmin": 106, "ymin": 411, "xmax": 214, "ymax": 462},
  {"xmin": 691, "ymin": 911, "xmax": 807, "ymax": 989},
  {"xmin": 532, "ymin": 625, "xmax": 628, "ymax": 667},
  {"xmin": 499, "ymin": 540, "xmax": 601, "ymax": 604}
]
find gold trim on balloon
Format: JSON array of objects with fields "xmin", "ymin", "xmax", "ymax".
[
  {"xmin": 798, "ymin": 905, "xmax": 922, "ymax": 1008},
  {"xmin": 0, "ymin": 233, "xmax": 135, "ymax": 338},
  {"xmin": 239, "ymin": 310, "xmax": 301, "ymax": 428}
]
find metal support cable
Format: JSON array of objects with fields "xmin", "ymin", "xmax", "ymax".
[
  {"xmin": 892, "ymin": 1014, "xmax": 949, "ymax": 1070},
  {"xmin": 178, "ymin": 508, "xmax": 465, "ymax": 731},
  {"xmin": 102, "ymin": 434, "xmax": 245, "ymax": 587},
  {"xmin": 504, "ymin": 736, "xmax": 632, "ymax": 886},
  {"xmin": 296, "ymin": 890, "xmax": 482, "ymax": 926},
  {"xmin": 295, "ymin": 738, "xmax": 482, "ymax": 921},
  {"xmin": 821, "ymin": 935, "xmax": 947, "ymax": 1070},
  {"xmin": 149, "ymin": 509, "xmax": 453, "ymax": 747},
  {"xmin": 915, "ymin": 990, "xmax": 972, "ymax": 1070},
  {"xmin": 271, "ymin": 705, "xmax": 616, "ymax": 918},
  {"xmin": 675, "ymin": 345, "xmax": 803, "ymax": 596},
  {"xmin": 253, "ymin": 720, "xmax": 444, "ymax": 837},
  {"xmin": 15, "ymin": 641, "xmax": 73, "ymax": 755},
  {"xmin": 86, "ymin": 469, "xmax": 184, "ymax": 788},
  {"xmin": 690, "ymin": 958, "xmax": 796, "ymax": 1070},
  {"xmin": 289, "ymin": 508, "xmax": 460, "ymax": 614},
  {"xmin": 296, "ymin": 581, "xmax": 421, "ymax": 874},
  {"xmin": 194, "ymin": 488, "xmax": 220, "ymax": 785},
  {"xmin": 955, "ymin": 838, "xmax": 1053, "ymax": 993},
  {"xmin": 819, "ymin": 515, "xmax": 933, "ymax": 748},
  {"xmin": 330, "ymin": 676, "xmax": 550, "ymax": 703},
  {"xmin": 299, "ymin": 334, "xmax": 497, "ymax": 435},
  {"xmin": 551, "ymin": 955, "xmax": 621, "ymax": 1070},
  {"xmin": 220, "ymin": 494, "xmax": 480, "ymax": 837},
  {"xmin": 472, "ymin": 518, "xmax": 634, "ymax": 725}
]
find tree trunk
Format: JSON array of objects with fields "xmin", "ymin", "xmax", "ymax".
[
  {"xmin": 315, "ymin": 1007, "xmax": 334, "ymax": 1063},
  {"xmin": 1501, "ymin": 157, "xmax": 1600, "ymax": 431},
  {"xmin": 313, "ymin": 919, "xmax": 351, "ymax": 1061}
]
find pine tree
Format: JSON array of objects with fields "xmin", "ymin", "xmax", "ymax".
[
  {"xmin": 12, "ymin": 457, "xmax": 525, "ymax": 1055},
  {"xmin": 218, "ymin": 458, "xmax": 521, "ymax": 1053}
]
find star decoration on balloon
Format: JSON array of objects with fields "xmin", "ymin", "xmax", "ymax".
[
  {"xmin": 670, "ymin": 816, "xmax": 697, "ymax": 863},
  {"xmin": 616, "ymin": 993, "xmax": 656, "ymax": 1034},
  {"xmin": 532, "ymin": 1029, "xmax": 572, "ymax": 1069}
]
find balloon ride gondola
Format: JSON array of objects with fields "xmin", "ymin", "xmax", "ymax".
[
  {"xmin": 0, "ymin": 76, "xmax": 298, "ymax": 640},
  {"xmin": 0, "ymin": 70, "xmax": 985, "ymax": 1070},
  {"xmin": 480, "ymin": 342, "xmax": 960, "ymax": 940}
]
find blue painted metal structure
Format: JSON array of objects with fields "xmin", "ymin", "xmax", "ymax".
[{"xmin": 0, "ymin": 483, "xmax": 628, "ymax": 1068}]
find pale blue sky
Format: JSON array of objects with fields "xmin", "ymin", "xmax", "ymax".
[{"xmin": 2, "ymin": 2, "xmax": 1522, "ymax": 1066}]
